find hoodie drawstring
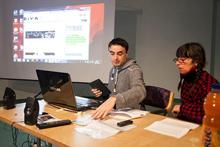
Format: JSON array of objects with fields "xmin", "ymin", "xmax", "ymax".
[
  {"xmin": 111, "ymin": 69, "xmax": 114, "ymax": 81},
  {"xmin": 111, "ymin": 68, "xmax": 118, "ymax": 93},
  {"xmin": 114, "ymin": 69, "xmax": 118, "ymax": 93}
]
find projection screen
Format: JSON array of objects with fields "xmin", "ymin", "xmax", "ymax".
[{"xmin": 0, "ymin": 0, "xmax": 115, "ymax": 83}]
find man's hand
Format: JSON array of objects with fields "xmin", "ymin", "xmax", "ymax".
[
  {"xmin": 91, "ymin": 89, "xmax": 102, "ymax": 97},
  {"xmin": 172, "ymin": 104, "xmax": 180, "ymax": 117},
  {"xmin": 92, "ymin": 97, "xmax": 116, "ymax": 119}
]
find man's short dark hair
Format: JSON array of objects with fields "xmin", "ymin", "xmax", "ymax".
[{"xmin": 108, "ymin": 38, "xmax": 129, "ymax": 52}]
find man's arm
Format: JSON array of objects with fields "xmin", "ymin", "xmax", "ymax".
[{"xmin": 92, "ymin": 96, "xmax": 116, "ymax": 119}]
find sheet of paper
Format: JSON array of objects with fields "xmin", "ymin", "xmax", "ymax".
[
  {"xmin": 108, "ymin": 108, "xmax": 149, "ymax": 120},
  {"xmin": 144, "ymin": 121, "xmax": 190, "ymax": 138},
  {"xmin": 144, "ymin": 118, "xmax": 199, "ymax": 138},
  {"xmin": 160, "ymin": 118, "xmax": 199, "ymax": 129}
]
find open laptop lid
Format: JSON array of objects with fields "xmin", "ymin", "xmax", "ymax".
[{"xmin": 36, "ymin": 69, "xmax": 79, "ymax": 109}]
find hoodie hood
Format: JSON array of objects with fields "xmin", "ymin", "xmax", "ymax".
[
  {"xmin": 110, "ymin": 58, "xmax": 137, "ymax": 93},
  {"xmin": 115, "ymin": 58, "xmax": 137, "ymax": 71}
]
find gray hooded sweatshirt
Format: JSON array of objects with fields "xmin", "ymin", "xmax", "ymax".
[{"xmin": 108, "ymin": 58, "xmax": 146, "ymax": 109}]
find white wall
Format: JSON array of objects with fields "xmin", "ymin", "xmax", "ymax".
[
  {"xmin": 0, "ymin": 1, "xmax": 3, "ymax": 67},
  {"xmin": 214, "ymin": 0, "xmax": 220, "ymax": 80},
  {"xmin": 116, "ymin": 0, "xmax": 217, "ymax": 98}
]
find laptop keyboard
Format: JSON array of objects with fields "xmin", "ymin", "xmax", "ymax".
[{"xmin": 76, "ymin": 96, "xmax": 102, "ymax": 107}]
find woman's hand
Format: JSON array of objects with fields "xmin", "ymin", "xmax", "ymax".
[{"xmin": 172, "ymin": 105, "xmax": 181, "ymax": 117}]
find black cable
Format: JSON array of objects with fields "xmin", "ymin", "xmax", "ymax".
[
  {"xmin": 21, "ymin": 134, "xmax": 34, "ymax": 147},
  {"xmin": 31, "ymin": 137, "xmax": 36, "ymax": 146},
  {"xmin": 34, "ymin": 91, "xmax": 42, "ymax": 98},
  {"xmin": 28, "ymin": 134, "xmax": 31, "ymax": 147},
  {"xmin": 41, "ymin": 140, "xmax": 48, "ymax": 147},
  {"xmin": 4, "ymin": 123, "xmax": 12, "ymax": 131},
  {"xmin": 11, "ymin": 122, "xmax": 19, "ymax": 147},
  {"xmin": 4, "ymin": 122, "xmax": 25, "ymax": 147},
  {"xmin": 21, "ymin": 134, "xmax": 32, "ymax": 147},
  {"xmin": 21, "ymin": 140, "xmax": 29, "ymax": 147}
]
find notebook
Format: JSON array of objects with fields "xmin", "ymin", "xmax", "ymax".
[{"xmin": 36, "ymin": 69, "xmax": 103, "ymax": 111}]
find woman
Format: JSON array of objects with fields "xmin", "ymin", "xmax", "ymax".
[{"xmin": 172, "ymin": 43, "xmax": 219, "ymax": 124}]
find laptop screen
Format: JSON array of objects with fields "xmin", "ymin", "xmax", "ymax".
[{"xmin": 36, "ymin": 69, "xmax": 78, "ymax": 108}]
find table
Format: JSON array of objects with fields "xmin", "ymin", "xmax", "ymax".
[{"xmin": 0, "ymin": 100, "xmax": 202, "ymax": 147}]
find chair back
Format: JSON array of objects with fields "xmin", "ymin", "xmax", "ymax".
[{"xmin": 140, "ymin": 85, "xmax": 174, "ymax": 116}]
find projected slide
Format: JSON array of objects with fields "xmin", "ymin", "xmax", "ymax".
[{"xmin": 13, "ymin": 4, "xmax": 103, "ymax": 64}]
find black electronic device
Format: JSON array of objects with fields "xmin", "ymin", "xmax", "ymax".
[
  {"xmin": 89, "ymin": 79, "xmax": 111, "ymax": 97},
  {"xmin": 117, "ymin": 120, "xmax": 133, "ymax": 127},
  {"xmin": 36, "ymin": 119, "xmax": 72, "ymax": 129},
  {"xmin": 24, "ymin": 97, "xmax": 39, "ymax": 125},
  {"xmin": 3, "ymin": 87, "xmax": 16, "ymax": 110}
]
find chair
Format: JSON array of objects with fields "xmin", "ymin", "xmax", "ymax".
[{"xmin": 140, "ymin": 85, "xmax": 174, "ymax": 116}]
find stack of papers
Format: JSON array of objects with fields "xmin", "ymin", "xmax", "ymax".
[
  {"xmin": 75, "ymin": 119, "xmax": 137, "ymax": 139},
  {"xmin": 74, "ymin": 112, "xmax": 137, "ymax": 139},
  {"xmin": 144, "ymin": 118, "xmax": 199, "ymax": 138},
  {"xmin": 108, "ymin": 108, "xmax": 149, "ymax": 120}
]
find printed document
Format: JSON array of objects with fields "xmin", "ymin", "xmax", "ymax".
[{"xmin": 144, "ymin": 118, "xmax": 199, "ymax": 138}]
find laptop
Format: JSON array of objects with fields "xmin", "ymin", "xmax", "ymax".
[{"xmin": 36, "ymin": 69, "xmax": 103, "ymax": 111}]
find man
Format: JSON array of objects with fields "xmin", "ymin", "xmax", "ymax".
[{"xmin": 92, "ymin": 38, "xmax": 146, "ymax": 119}]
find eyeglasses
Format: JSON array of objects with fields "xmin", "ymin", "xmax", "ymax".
[{"xmin": 173, "ymin": 58, "xmax": 188, "ymax": 64}]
